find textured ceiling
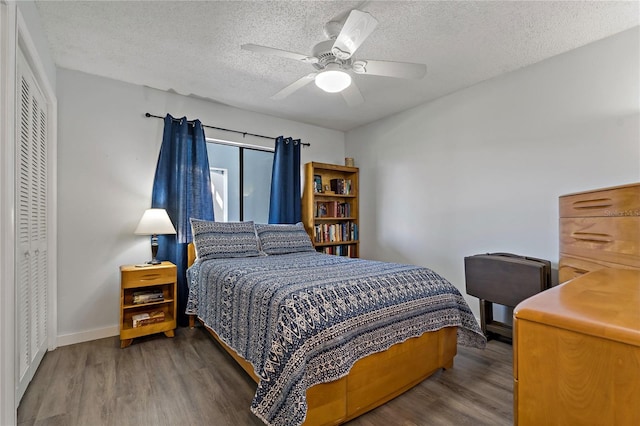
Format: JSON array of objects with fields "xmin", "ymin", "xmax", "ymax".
[{"xmin": 35, "ymin": 1, "xmax": 639, "ymax": 131}]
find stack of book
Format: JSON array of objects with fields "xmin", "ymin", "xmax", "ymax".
[
  {"xmin": 132, "ymin": 310, "xmax": 165, "ymax": 328},
  {"xmin": 132, "ymin": 289, "xmax": 164, "ymax": 304}
]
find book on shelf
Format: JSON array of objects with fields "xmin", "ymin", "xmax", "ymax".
[
  {"xmin": 132, "ymin": 310, "xmax": 165, "ymax": 328},
  {"xmin": 132, "ymin": 290, "xmax": 164, "ymax": 304},
  {"xmin": 329, "ymin": 178, "xmax": 352, "ymax": 195},
  {"xmin": 315, "ymin": 201, "xmax": 351, "ymax": 218},
  {"xmin": 313, "ymin": 222, "xmax": 358, "ymax": 243},
  {"xmin": 313, "ymin": 174, "xmax": 323, "ymax": 193},
  {"xmin": 319, "ymin": 244, "xmax": 355, "ymax": 257}
]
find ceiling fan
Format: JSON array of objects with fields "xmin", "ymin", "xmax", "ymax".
[{"xmin": 241, "ymin": 4, "xmax": 427, "ymax": 107}]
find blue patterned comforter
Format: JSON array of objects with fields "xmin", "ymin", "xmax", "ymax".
[{"xmin": 186, "ymin": 252, "xmax": 486, "ymax": 426}]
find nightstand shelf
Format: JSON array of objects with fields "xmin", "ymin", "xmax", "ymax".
[
  {"xmin": 119, "ymin": 262, "xmax": 177, "ymax": 348},
  {"xmin": 122, "ymin": 298, "xmax": 175, "ymax": 309},
  {"xmin": 120, "ymin": 312, "xmax": 175, "ymax": 332}
]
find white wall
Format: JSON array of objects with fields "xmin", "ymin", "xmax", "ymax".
[
  {"xmin": 345, "ymin": 27, "xmax": 640, "ymax": 319},
  {"xmin": 56, "ymin": 69, "xmax": 345, "ymax": 344}
]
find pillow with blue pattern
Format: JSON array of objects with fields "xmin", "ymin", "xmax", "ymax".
[
  {"xmin": 190, "ymin": 219, "xmax": 261, "ymax": 260},
  {"xmin": 255, "ymin": 222, "xmax": 315, "ymax": 255}
]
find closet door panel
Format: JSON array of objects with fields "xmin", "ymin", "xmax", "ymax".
[
  {"xmin": 35, "ymin": 106, "xmax": 48, "ymax": 353},
  {"xmin": 15, "ymin": 48, "xmax": 48, "ymax": 402},
  {"xmin": 17, "ymin": 71, "xmax": 32, "ymax": 382}
]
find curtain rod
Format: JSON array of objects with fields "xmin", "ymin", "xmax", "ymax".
[{"xmin": 145, "ymin": 113, "xmax": 310, "ymax": 147}]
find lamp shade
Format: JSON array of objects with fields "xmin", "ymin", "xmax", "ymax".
[
  {"xmin": 134, "ymin": 208, "xmax": 177, "ymax": 235},
  {"xmin": 315, "ymin": 66, "xmax": 351, "ymax": 93}
]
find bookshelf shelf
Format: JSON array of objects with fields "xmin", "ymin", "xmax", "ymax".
[
  {"xmin": 122, "ymin": 298, "xmax": 176, "ymax": 310},
  {"xmin": 119, "ymin": 262, "xmax": 177, "ymax": 348},
  {"xmin": 302, "ymin": 162, "xmax": 359, "ymax": 258},
  {"xmin": 315, "ymin": 193, "xmax": 357, "ymax": 198},
  {"xmin": 313, "ymin": 240, "xmax": 360, "ymax": 247}
]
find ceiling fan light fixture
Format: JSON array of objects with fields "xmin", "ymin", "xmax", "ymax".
[{"xmin": 315, "ymin": 69, "xmax": 351, "ymax": 93}]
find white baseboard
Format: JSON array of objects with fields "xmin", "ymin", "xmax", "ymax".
[{"xmin": 56, "ymin": 325, "xmax": 119, "ymax": 347}]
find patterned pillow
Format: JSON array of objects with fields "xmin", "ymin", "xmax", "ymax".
[
  {"xmin": 190, "ymin": 219, "xmax": 261, "ymax": 260},
  {"xmin": 255, "ymin": 222, "xmax": 315, "ymax": 255}
]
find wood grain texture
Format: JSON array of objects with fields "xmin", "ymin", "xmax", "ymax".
[
  {"xmin": 558, "ymin": 254, "xmax": 638, "ymax": 283},
  {"xmin": 558, "ymin": 183, "xmax": 640, "ymax": 283},
  {"xmin": 514, "ymin": 269, "xmax": 640, "ymax": 425},
  {"xmin": 120, "ymin": 262, "xmax": 177, "ymax": 347},
  {"xmin": 559, "ymin": 182, "xmax": 640, "ymax": 218},
  {"xmin": 559, "ymin": 217, "xmax": 640, "ymax": 267},
  {"xmin": 18, "ymin": 328, "xmax": 512, "ymax": 426}
]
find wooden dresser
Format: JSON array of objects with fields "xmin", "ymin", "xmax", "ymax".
[
  {"xmin": 559, "ymin": 183, "xmax": 640, "ymax": 283},
  {"xmin": 513, "ymin": 268, "xmax": 640, "ymax": 425}
]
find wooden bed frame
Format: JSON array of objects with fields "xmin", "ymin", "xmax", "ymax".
[{"xmin": 187, "ymin": 244, "xmax": 458, "ymax": 426}]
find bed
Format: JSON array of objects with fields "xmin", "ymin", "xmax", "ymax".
[{"xmin": 185, "ymin": 220, "xmax": 486, "ymax": 426}]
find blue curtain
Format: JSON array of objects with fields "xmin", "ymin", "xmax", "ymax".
[
  {"xmin": 152, "ymin": 114, "xmax": 214, "ymax": 326},
  {"xmin": 268, "ymin": 136, "xmax": 301, "ymax": 224}
]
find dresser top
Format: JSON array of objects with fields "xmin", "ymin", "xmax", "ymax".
[
  {"xmin": 514, "ymin": 268, "xmax": 640, "ymax": 346},
  {"xmin": 560, "ymin": 182, "xmax": 639, "ymax": 198}
]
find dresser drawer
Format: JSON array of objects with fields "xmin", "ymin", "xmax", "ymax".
[
  {"xmin": 559, "ymin": 217, "xmax": 640, "ymax": 268},
  {"xmin": 558, "ymin": 256, "xmax": 605, "ymax": 283},
  {"xmin": 560, "ymin": 183, "xmax": 640, "ymax": 218},
  {"xmin": 558, "ymin": 255, "xmax": 640, "ymax": 283},
  {"xmin": 121, "ymin": 263, "xmax": 176, "ymax": 288}
]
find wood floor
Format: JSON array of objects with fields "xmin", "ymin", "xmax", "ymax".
[{"xmin": 18, "ymin": 327, "xmax": 513, "ymax": 426}]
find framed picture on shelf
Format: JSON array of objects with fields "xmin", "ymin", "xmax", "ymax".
[
  {"xmin": 317, "ymin": 202, "xmax": 328, "ymax": 218},
  {"xmin": 314, "ymin": 174, "xmax": 323, "ymax": 193}
]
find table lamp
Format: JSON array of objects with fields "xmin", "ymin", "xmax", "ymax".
[{"xmin": 134, "ymin": 208, "xmax": 177, "ymax": 264}]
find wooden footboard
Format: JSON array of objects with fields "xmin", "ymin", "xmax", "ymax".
[{"xmin": 192, "ymin": 315, "xmax": 457, "ymax": 426}]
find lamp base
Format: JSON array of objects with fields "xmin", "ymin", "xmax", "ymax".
[{"xmin": 148, "ymin": 234, "xmax": 161, "ymax": 265}]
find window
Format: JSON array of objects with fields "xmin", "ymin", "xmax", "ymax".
[{"xmin": 206, "ymin": 140, "xmax": 274, "ymax": 223}]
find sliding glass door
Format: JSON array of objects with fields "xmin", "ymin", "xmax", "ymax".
[{"xmin": 206, "ymin": 141, "xmax": 273, "ymax": 223}]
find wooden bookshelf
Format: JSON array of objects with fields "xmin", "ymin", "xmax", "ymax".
[{"xmin": 302, "ymin": 162, "xmax": 359, "ymax": 258}]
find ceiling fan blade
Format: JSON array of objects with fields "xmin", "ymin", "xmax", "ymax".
[
  {"xmin": 341, "ymin": 81, "xmax": 365, "ymax": 107},
  {"xmin": 328, "ymin": 1, "xmax": 372, "ymax": 25},
  {"xmin": 241, "ymin": 44, "xmax": 318, "ymax": 64},
  {"xmin": 331, "ymin": 10, "xmax": 378, "ymax": 60},
  {"xmin": 352, "ymin": 60, "xmax": 427, "ymax": 79},
  {"xmin": 270, "ymin": 73, "xmax": 317, "ymax": 100}
]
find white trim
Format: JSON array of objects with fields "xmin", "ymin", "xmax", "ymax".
[
  {"xmin": 16, "ymin": 7, "xmax": 58, "ymax": 352},
  {"xmin": 56, "ymin": 326, "xmax": 120, "ymax": 348},
  {"xmin": 0, "ymin": 0, "xmax": 17, "ymax": 423}
]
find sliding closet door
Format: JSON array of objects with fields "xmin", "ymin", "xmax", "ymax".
[{"xmin": 15, "ymin": 48, "xmax": 48, "ymax": 402}]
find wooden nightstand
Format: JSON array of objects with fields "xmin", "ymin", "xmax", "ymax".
[{"xmin": 119, "ymin": 262, "xmax": 177, "ymax": 348}]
